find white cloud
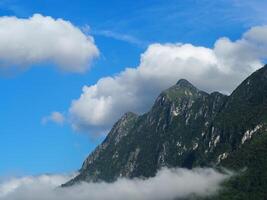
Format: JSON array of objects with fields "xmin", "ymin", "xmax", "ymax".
[
  {"xmin": 93, "ymin": 29, "xmax": 146, "ymax": 47},
  {"xmin": 0, "ymin": 168, "xmax": 230, "ymax": 200},
  {"xmin": 0, "ymin": 174, "xmax": 73, "ymax": 198},
  {"xmin": 69, "ymin": 25, "xmax": 267, "ymax": 133},
  {"xmin": 0, "ymin": 14, "xmax": 99, "ymax": 73},
  {"xmin": 42, "ymin": 112, "xmax": 65, "ymax": 125}
]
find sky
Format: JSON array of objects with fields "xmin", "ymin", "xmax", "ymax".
[{"xmin": 1, "ymin": 0, "xmax": 267, "ymax": 177}]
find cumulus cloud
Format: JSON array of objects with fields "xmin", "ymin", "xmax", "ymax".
[
  {"xmin": 0, "ymin": 14, "xmax": 99, "ymax": 73},
  {"xmin": 69, "ymin": 25, "xmax": 267, "ymax": 133},
  {"xmin": 0, "ymin": 168, "xmax": 230, "ymax": 200},
  {"xmin": 42, "ymin": 112, "xmax": 65, "ymax": 125}
]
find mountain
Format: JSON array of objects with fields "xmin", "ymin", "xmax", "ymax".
[{"xmin": 63, "ymin": 65, "xmax": 267, "ymax": 199}]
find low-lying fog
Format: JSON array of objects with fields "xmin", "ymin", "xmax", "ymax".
[{"xmin": 0, "ymin": 168, "xmax": 230, "ymax": 200}]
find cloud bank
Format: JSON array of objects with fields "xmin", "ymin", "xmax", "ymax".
[
  {"xmin": 0, "ymin": 168, "xmax": 230, "ymax": 200},
  {"xmin": 0, "ymin": 14, "xmax": 99, "ymax": 73},
  {"xmin": 69, "ymin": 25, "xmax": 267, "ymax": 133}
]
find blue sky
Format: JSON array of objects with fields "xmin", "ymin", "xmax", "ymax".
[{"xmin": 0, "ymin": 0, "xmax": 267, "ymax": 176}]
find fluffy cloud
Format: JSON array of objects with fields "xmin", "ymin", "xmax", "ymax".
[
  {"xmin": 42, "ymin": 112, "xmax": 65, "ymax": 125},
  {"xmin": 69, "ymin": 25, "xmax": 267, "ymax": 133},
  {"xmin": 0, "ymin": 14, "xmax": 99, "ymax": 73},
  {"xmin": 0, "ymin": 168, "xmax": 230, "ymax": 200}
]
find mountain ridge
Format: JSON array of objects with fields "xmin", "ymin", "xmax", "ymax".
[{"xmin": 63, "ymin": 65, "xmax": 267, "ymax": 199}]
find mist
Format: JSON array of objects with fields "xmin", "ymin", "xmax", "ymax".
[{"xmin": 0, "ymin": 168, "xmax": 230, "ymax": 200}]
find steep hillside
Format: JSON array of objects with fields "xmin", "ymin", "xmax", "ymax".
[
  {"xmin": 64, "ymin": 65, "xmax": 267, "ymax": 197},
  {"xmin": 204, "ymin": 66, "xmax": 267, "ymax": 200}
]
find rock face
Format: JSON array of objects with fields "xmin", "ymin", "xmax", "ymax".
[{"xmin": 64, "ymin": 65, "xmax": 267, "ymax": 194}]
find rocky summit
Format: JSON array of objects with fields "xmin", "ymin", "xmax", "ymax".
[{"xmin": 64, "ymin": 65, "xmax": 267, "ymax": 200}]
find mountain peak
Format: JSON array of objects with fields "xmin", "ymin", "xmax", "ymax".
[
  {"xmin": 154, "ymin": 78, "xmax": 204, "ymax": 106},
  {"xmin": 229, "ymin": 65, "xmax": 267, "ymax": 105},
  {"xmin": 176, "ymin": 79, "xmax": 194, "ymax": 87},
  {"xmin": 174, "ymin": 79, "xmax": 199, "ymax": 93}
]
